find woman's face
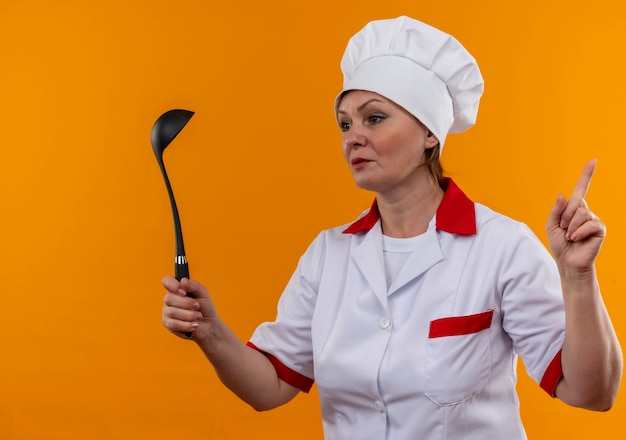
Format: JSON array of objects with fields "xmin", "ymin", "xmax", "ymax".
[{"xmin": 336, "ymin": 90, "xmax": 439, "ymax": 196}]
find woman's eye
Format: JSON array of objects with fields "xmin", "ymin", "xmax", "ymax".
[
  {"xmin": 339, "ymin": 121, "xmax": 352, "ymax": 132},
  {"xmin": 368, "ymin": 114, "xmax": 386, "ymax": 124}
]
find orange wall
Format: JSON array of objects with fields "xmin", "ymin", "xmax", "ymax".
[{"xmin": 1, "ymin": 1, "xmax": 624, "ymax": 438}]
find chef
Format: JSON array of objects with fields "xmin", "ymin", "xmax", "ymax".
[{"xmin": 162, "ymin": 16, "xmax": 622, "ymax": 440}]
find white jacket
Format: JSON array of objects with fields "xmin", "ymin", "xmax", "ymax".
[{"xmin": 249, "ymin": 179, "xmax": 564, "ymax": 440}]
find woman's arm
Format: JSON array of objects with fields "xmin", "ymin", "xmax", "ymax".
[
  {"xmin": 162, "ymin": 276, "xmax": 300, "ymax": 411},
  {"xmin": 546, "ymin": 160, "xmax": 623, "ymax": 410}
]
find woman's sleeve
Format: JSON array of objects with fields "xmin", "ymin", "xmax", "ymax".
[
  {"xmin": 247, "ymin": 231, "xmax": 327, "ymax": 392},
  {"xmin": 498, "ymin": 222, "xmax": 565, "ymax": 396}
]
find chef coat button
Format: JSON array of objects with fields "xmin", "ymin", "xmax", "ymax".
[
  {"xmin": 378, "ymin": 317, "xmax": 391, "ymax": 329},
  {"xmin": 374, "ymin": 400, "xmax": 385, "ymax": 413}
]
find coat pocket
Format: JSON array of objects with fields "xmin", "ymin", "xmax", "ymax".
[{"xmin": 425, "ymin": 310, "xmax": 494, "ymax": 406}]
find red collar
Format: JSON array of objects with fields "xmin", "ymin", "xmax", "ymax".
[{"xmin": 342, "ymin": 178, "xmax": 476, "ymax": 235}]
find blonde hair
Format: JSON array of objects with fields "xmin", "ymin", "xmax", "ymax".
[{"xmin": 423, "ymin": 143, "xmax": 444, "ymax": 186}]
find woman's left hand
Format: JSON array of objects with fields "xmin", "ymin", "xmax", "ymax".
[
  {"xmin": 546, "ymin": 160, "xmax": 621, "ymax": 411},
  {"xmin": 546, "ymin": 159, "xmax": 606, "ymax": 273}
]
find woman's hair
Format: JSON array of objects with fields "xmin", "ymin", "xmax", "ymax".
[
  {"xmin": 414, "ymin": 116, "xmax": 444, "ymax": 186},
  {"xmin": 423, "ymin": 143, "xmax": 444, "ymax": 186}
]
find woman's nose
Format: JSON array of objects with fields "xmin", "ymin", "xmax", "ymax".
[{"xmin": 343, "ymin": 124, "xmax": 366, "ymax": 149}]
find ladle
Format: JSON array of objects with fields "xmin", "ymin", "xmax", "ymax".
[{"xmin": 151, "ymin": 109, "xmax": 194, "ymax": 284}]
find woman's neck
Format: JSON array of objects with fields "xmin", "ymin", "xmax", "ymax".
[{"xmin": 377, "ymin": 179, "xmax": 444, "ymax": 238}]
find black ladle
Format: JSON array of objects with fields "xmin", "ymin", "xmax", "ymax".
[{"xmin": 151, "ymin": 108, "xmax": 194, "ymax": 284}]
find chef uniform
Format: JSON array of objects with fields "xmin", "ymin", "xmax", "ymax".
[{"xmin": 249, "ymin": 16, "xmax": 565, "ymax": 439}]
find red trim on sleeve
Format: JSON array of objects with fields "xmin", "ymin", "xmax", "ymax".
[
  {"xmin": 539, "ymin": 349, "xmax": 563, "ymax": 397},
  {"xmin": 429, "ymin": 310, "xmax": 494, "ymax": 338},
  {"xmin": 246, "ymin": 342, "xmax": 314, "ymax": 393}
]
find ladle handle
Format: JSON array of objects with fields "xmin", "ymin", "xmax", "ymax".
[
  {"xmin": 175, "ymin": 258, "xmax": 193, "ymax": 337},
  {"xmin": 175, "ymin": 258, "xmax": 189, "ymax": 281}
]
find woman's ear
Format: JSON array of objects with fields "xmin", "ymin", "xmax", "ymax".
[{"xmin": 425, "ymin": 130, "xmax": 439, "ymax": 149}]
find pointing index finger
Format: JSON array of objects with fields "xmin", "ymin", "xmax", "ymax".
[{"xmin": 571, "ymin": 159, "xmax": 597, "ymax": 199}]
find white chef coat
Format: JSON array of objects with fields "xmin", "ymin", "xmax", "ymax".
[{"xmin": 248, "ymin": 179, "xmax": 565, "ymax": 440}]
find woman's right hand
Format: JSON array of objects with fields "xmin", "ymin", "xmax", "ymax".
[
  {"xmin": 161, "ymin": 276, "xmax": 301, "ymax": 410},
  {"xmin": 162, "ymin": 276, "xmax": 216, "ymax": 342}
]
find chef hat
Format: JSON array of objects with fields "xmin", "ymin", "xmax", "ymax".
[{"xmin": 336, "ymin": 16, "xmax": 484, "ymax": 148}]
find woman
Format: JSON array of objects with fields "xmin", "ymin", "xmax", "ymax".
[{"xmin": 162, "ymin": 16, "xmax": 622, "ymax": 439}]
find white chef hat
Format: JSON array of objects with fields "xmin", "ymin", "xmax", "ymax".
[{"xmin": 336, "ymin": 16, "xmax": 484, "ymax": 148}]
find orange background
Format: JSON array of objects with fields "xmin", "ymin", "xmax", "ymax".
[{"xmin": 1, "ymin": 0, "xmax": 625, "ymax": 438}]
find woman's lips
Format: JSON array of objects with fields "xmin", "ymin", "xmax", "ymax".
[{"xmin": 352, "ymin": 158, "xmax": 371, "ymax": 169}]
